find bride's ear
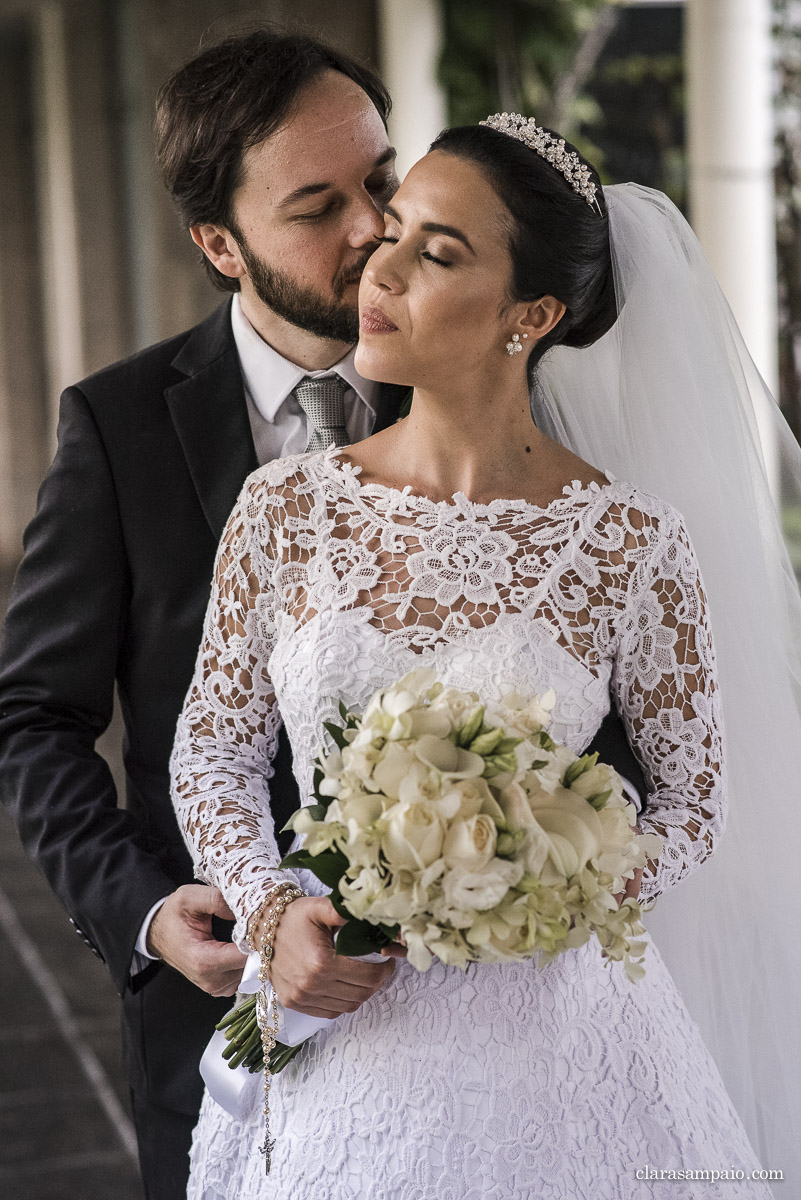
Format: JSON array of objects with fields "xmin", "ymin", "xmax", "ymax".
[
  {"xmin": 520, "ymin": 295, "xmax": 566, "ymax": 341},
  {"xmin": 190, "ymin": 224, "xmax": 246, "ymax": 282}
]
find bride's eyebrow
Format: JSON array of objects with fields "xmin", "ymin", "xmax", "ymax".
[{"xmin": 384, "ymin": 205, "xmax": 476, "ymax": 255}]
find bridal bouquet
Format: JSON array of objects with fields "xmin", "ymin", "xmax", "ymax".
[{"xmin": 218, "ymin": 669, "xmax": 661, "ymax": 1076}]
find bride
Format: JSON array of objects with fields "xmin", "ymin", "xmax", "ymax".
[{"xmin": 170, "ymin": 115, "xmax": 800, "ymax": 1197}]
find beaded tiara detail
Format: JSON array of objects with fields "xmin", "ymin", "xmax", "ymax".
[{"xmin": 479, "ymin": 112, "xmax": 600, "ymax": 212}]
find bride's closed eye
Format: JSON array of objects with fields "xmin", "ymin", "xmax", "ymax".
[{"xmin": 374, "ymin": 235, "xmax": 452, "ymax": 268}]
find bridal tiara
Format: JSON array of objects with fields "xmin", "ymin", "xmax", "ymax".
[{"xmin": 479, "ymin": 112, "xmax": 601, "ymax": 212}]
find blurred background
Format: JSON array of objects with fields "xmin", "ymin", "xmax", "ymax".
[{"xmin": 0, "ymin": 1, "xmax": 798, "ymax": 1196}]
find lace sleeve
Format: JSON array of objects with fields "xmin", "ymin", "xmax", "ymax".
[
  {"xmin": 611, "ymin": 505, "xmax": 727, "ymax": 904},
  {"xmin": 169, "ymin": 476, "xmax": 300, "ymax": 951}
]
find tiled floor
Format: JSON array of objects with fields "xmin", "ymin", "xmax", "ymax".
[
  {"xmin": 0, "ymin": 571, "xmax": 143, "ymax": 1198},
  {"xmin": 0, "ymin": 804, "xmax": 144, "ymax": 1199}
]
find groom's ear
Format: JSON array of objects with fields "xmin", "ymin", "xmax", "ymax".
[{"xmin": 190, "ymin": 224, "xmax": 245, "ymax": 283}]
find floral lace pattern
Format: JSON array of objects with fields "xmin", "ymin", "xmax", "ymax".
[{"xmin": 169, "ymin": 449, "xmax": 767, "ymax": 1198}]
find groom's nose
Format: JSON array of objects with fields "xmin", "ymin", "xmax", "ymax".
[{"xmin": 346, "ymin": 192, "xmax": 388, "ymax": 249}]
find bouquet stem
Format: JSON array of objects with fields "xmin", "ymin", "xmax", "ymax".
[{"xmin": 216, "ymin": 995, "xmax": 305, "ymax": 1075}]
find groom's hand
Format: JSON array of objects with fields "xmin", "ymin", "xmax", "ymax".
[
  {"xmin": 146, "ymin": 885, "xmax": 247, "ymax": 997},
  {"xmin": 266, "ymin": 896, "xmax": 396, "ymax": 1020}
]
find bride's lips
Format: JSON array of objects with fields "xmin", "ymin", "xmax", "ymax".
[{"xmin": 361, "ymin": 306, "xmax": 399, "ymax": 334}]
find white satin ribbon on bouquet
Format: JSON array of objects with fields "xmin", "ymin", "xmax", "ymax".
[{"xmin": 200, "ymin": 939, "xmax": 387, "ymax": 1120}]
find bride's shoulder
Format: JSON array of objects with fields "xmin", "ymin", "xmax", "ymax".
[
  {"xmin": 239, "ymin": 451, "xmax": 329, "ymax": 508},
  {"xmin": 594, "ymin": 474, "xmax": 691, "ymax": 557}
]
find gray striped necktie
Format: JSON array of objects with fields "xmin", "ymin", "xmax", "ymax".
[{"xmin": 294, "ymin": 375, "xmax": 350, "ymax": 453}]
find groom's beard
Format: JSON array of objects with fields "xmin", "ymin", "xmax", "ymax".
[{"xmin": 237, "ymin": 235, "xmax": 372, "ymax": 343}]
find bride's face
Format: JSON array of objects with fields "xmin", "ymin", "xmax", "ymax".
[{"xmin": 355, "ymin": 151, "xmax": 527, "ymax": 388}]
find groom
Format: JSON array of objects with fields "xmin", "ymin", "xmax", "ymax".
[{"xmin": 0, "ymin": 26, "xmax": 645, "ymax": 1200}]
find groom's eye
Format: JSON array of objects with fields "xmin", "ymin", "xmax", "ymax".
[
  {"xmin": 295, "ymin": 204, "xmax": 335, "ymax": 223},
  {"xmin": 367, "ymin": 171, "xmax": 397, "ymax": 198}
]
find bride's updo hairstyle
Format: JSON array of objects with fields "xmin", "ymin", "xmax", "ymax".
[{"xmin": 428, "ymin": 125, "xmax": 617, "ymax": 383}]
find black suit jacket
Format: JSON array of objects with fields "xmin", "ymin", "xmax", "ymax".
[{"xmin": 0, "ymin": 298, "xmax": 645, "ymax": 1115}]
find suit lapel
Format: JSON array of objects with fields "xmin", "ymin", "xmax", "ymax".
[
  {"xmin": 373, "ymin": 383, "xmax": 412, "ymax": 432},
  {"xmin": 166, "ymin": 301, "xmax": 258, "ymax": 541}
]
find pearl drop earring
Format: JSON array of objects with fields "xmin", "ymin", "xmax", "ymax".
[{"xmin": 505, "ymin": 332, "xmax": 529, "ymax": 356}]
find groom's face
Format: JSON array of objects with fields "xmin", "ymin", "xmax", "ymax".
[{"xmin": 228, "ymin": 70, "xmax": 398, "ymax": 341}]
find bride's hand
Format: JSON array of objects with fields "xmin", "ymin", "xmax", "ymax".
[
  {"xmin": 380, "ymin": 933, "xmax": 407, "ymax": 959},
  {"xmin": 258, "ymin": 896, "xmax": 396, "ymax": 1019},
  {"xmin": 613, "ymin": 865, "xmax": 644, "ymax": 908}
]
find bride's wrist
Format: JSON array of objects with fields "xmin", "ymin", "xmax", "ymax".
[{"xmin": 246, "ymin": 881, "xmax": 306, "ymax": 954}]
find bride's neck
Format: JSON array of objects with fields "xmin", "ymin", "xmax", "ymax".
[{"xmin": 378, "ymin": 383, "xmax": 551, "ymax": 503}]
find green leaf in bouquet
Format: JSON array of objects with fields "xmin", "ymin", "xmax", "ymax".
[
  {"xmin": 291, "ymin": 847, "xmax": 348, "ymax": 889},
  {"xmin": 530, "ymin": 759, "xmax": 548, "ymax": 770},
  {"xmin": 323, "ymin": 720, "xmax": 348, "ymax": 750},
  {"xmin": 587, "ymin": 788, "xmax": 612, "ymax": 811},
  {"xmin": 468, "ymin": 727, "xmax": 505, "ymax": 755},
  {"xmin": 338, "ymin": 699, "xmax": 350, "ymax": 721},
  {"xmin": 303, "ymin": 803, "xmax": 328, "ymax": 822},
  {"xmin": 496, "ymin": 830, "xmax": 524, "ymax": 857},
  {"xmin": 277, "ymin": 848, "xmax": 318, "ymax": 870},
  {"xmin": 456, "ymin": 705, "xmax": 485, "ymax": 747},
  {"xmin": 564, "ymin": 751, "xmax": 599, "ymax": 787},
  {"xmin": 538, "ymin": 729, "xmax": 556, "ymax": 752},
  {"xmin": 496, "ymin": 735, "xmax": 523, "ymax": 754},
  {"xmin": 334, "ymin": 917, "xmax": 390, "ymax": 958},
  {"xmin": 482, "ymin": 751, "xmax": 519, "ymax": 777}
]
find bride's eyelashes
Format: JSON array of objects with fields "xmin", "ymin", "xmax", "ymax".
[{"xmin": 374, "ymin": 235, "xmax": 452, "ymax": 267}]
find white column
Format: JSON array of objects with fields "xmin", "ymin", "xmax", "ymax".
[
  {"xmin": 377, "ymin": 0, "xmax": 448, "ymax": 180},
  {"xmin": 686, "ymin": 0, "xmax": 779, "ymax": 489},
  {"xmin": 34, "ymin": 0, "xmax": 85, "ymax": 444}
]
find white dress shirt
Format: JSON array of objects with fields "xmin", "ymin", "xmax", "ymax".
[
  {"xmin": 231, "ymin": 293, "xmax": 380, "ymax": 465},
  {"xmin": 133, "ymin": 296, "xmax": 381, "ymax": 971}
]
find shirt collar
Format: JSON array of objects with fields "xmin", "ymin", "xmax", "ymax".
[{"xmin": 230, "ymin": 294, "xmax": 380, "ymax": 423}]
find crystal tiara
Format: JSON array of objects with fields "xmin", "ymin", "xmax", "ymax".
[{"xmin": 479, "ymin": 112, "xmax": 600, "ymax": 212}]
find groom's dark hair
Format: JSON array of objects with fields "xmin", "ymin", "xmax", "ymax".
[{"xmin": 155, "ymin": 27, "xmax": 391, "ymax": 293}]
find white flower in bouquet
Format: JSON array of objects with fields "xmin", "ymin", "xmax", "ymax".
[
  {"xmin": 217, "ymin": 670, "xmax": 663, "ymax": 1084},
  {"xmin": 278, "ymin": 668, "xmax": 660, "ymax": 983}
]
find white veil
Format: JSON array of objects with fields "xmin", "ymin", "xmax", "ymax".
[{"xmin": 532, "ymin": 183, "xmax": 801, "ymax": 1186}]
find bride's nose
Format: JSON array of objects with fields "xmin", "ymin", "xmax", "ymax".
[{"xmin": 364, "ymin": 244, "xmax": 405, "ymax": 294}]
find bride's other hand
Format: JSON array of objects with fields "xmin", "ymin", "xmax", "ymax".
[
  {"xmin": 613, "ymin": 865, "xmax": 644, "ymax": 908},
  {"xmin": 261, "ymin": 896, "xmax": 396, "ymax": 1019},
  {"xmin": 380, "ymin": 933, "xmax": 407, "ymax": 959}
]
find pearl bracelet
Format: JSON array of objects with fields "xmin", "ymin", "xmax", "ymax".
[{"xmin": 252, "ymin": 881, "xmax": 307, "ymax": 1175}]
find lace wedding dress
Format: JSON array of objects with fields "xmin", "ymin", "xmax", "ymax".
[{"xmin": 171, "ymin": 447, "xmax": 772, "ymax": 1200}]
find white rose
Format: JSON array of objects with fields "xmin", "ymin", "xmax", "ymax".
[
  {"xmin": 414, "ymin": 734, "xmax": 485, "ymax": 779},
  {"xmin": 442, "ymin": 814, "xmax": 497, "ymax": 871},
  {"xmin": 381, "ymin": 801, "xmax": 445, "ymax": 869},
  {"xmin": 441, "ymin": 857, "xmax": 524, "ymax": 912},
  {"xmin": 428, "ymin": 686, "xmax": 482, "ymax": 726},
  {"xmin": 439, "ymin": 777, "xmax": 498, "ymax": 821}
]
